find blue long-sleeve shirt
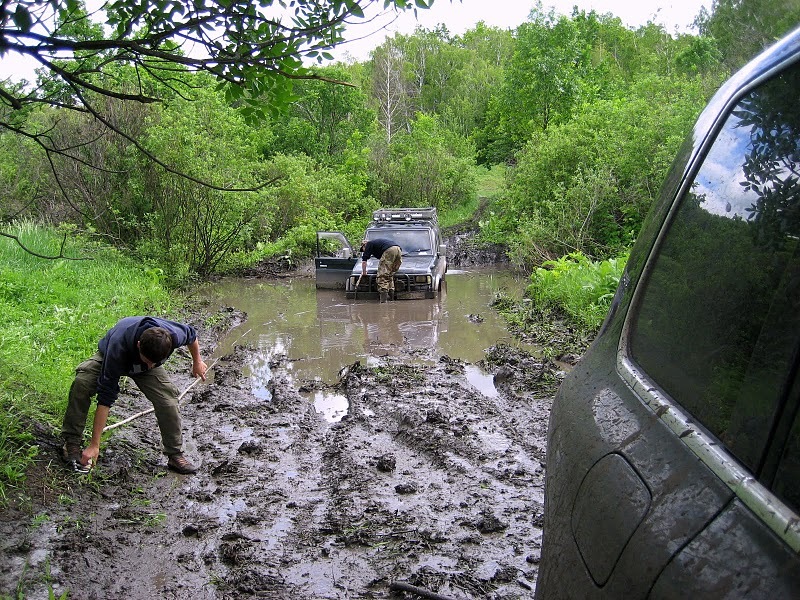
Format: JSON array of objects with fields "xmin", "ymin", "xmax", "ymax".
[{"xmin": 96, "ymin": 316, "xmax": 197, "ymax": 407}]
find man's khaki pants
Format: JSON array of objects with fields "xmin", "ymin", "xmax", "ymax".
[
  {"xmin": 62, "ymin": 352, "xmax": 184, "ymax": 455},
  {"xmin": 377, "ymin": 246, "xmax": 402, "ymax": 293}
]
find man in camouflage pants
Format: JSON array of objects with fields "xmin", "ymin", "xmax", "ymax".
[{"xmin": 360, "ymin": 238, "xmax": 402, "ymax": 303}]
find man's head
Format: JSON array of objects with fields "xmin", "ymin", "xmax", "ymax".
[
  {"xmin": 360, "ymin": 238, "xmax": 368, "ymax": 253},
  {"xmin": 138, "ymin": 327, "xmax": 173, "ymax": 365}
]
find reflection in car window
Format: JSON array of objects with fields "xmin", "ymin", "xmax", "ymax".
[{"xmin": 630, "ymin": 61, "xmax": 800, "ymax": 476}]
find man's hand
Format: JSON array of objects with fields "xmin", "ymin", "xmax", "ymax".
[
  {"xmin": 82, "ymin": 444, "xmax": 100, "ymax": 468},
  {"xmin": 188, "ymin": 339, "xmax": 207, "ymax": 380},
  {"xmin": 192, "ymin": 359, "xmax": 208, "ymax": 381},
  {"xmin": 84, "ymin": 405, "xmax": 110, "ymax": 469}
]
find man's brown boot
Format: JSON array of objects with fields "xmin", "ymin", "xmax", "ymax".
[{"xmin": 168, "ymin": 453, "xmax": 198, "ymax": 474}]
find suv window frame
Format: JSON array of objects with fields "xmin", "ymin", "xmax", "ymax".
[{"xmin": 616, "ymin": 54, "xmax": 800, "ymax": 553}]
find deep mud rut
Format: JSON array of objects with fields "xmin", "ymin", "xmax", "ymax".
[{"xmin": 1, "ymin": 251, "xmax": 578, "ymax": 600}]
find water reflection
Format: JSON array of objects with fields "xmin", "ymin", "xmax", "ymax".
[{"xmin": 201, "ymin": 268, "xmax": 531, "ymax": 421}]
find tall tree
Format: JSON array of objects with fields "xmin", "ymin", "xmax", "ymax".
[
  {"xmin": 477, "ymin": 5, "xmax": 587, "ymax": 163},
  {"xmin": 696, "ymin": 0, "xmax": 800, "ymax": 72},
  {"xmin": 450, "ymin": 23, "xmax": 512, "ymax": 138},
  {"xmin": 268, "ymin": 65, "xmax": 375, "ymax": 162},
  {"xmin": 370, "ymin": 40, "xmax": 411, "ymax": 142}
]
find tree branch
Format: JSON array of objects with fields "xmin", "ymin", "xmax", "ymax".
[{"xmin": 0, "ymin": 231, "xmax": 92, "ymax": 260}]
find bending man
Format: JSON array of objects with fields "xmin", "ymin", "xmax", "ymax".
[
  {"xmin": 61, "ymin": 316, "xmax": 208, "ymax": 474},
  {"xmin": 360, "ymin": 238, "xmax": 402, "ymax": 303}
]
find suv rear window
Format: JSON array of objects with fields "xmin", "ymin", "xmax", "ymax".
[{"xmin": 628, "ymin": 61, "xmax": 800, "ymax": 490}]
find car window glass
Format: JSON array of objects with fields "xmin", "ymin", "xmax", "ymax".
[
  {"xmin": 370, "ymin": 230, "xmax": 433, "ymax": 254},
  {"xmin": 629, "ymin": 61, "xmax": 800, "ymax": 473},
  {"xmin": 772, "ymin": 402, "xmax": 800, "ymax": 513}
]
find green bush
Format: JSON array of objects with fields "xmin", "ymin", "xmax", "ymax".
[
  {"xmin": 527, "ymin": 251, "xmax": 628, "ymax": 333},
  {"xmin": 495, "ymin": 74, "xmax": 709, "ymax": 264}
]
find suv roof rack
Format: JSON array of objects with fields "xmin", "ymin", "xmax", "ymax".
[{"xmin": 372, "ymin": 207, "xmax": 438, "ymax": 225}]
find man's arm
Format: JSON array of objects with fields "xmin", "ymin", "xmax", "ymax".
[
  {"xmin": 361, "ymin": 241, "xmax": 371, "ymax": 276},
  {"xmin": 188, "ymin": 339, "xmax": 208, "ymax": 380},
  {"xmin": 82, "ymin": 405, "xmax": 110, "ymax": 467}
]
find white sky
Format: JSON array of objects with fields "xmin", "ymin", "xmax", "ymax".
[
  {"xmin": 0, "ymin": 0, "xmax": 710, "ymax": 81},
  {"xmin": 332, "ymin": 0, "xmax": 711, "ymax": 61}
]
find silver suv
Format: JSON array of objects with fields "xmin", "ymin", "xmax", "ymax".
[
  {"xmin": 535, "ymin": 28, "xmax": 800, "ymax": 598},
  {"xmin": 315, "ymin": 207, "xmax": 447, "ymax": 299}
]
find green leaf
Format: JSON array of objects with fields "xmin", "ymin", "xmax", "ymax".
[
  {"xmin": 349, "ymin": 3, "xmax": 364, "ymax": 18},
  {"xmin": 13, "ymin": 5, "xmax": 33, "ymax": 32}
]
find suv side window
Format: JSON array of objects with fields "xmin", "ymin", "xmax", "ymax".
[
  {"xmin": 628, "ymin": 61, "xmax": 800, "ymax": 495},
  {"xmin": 773, "ymin": 395, "xmax": 800, "ymax": 511}
]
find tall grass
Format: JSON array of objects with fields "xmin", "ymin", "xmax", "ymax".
[
  {"xmin": 0, "ymin": 222, "xmax": 172, "ymax": 502},
  {"xmin": 527, "ymin": 251, "xmax": 628, "ymax": 333}
]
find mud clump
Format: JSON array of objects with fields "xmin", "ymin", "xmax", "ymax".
[{"xmin": 376, "ymin": 453, "xmax": 396, "ymax": 472}]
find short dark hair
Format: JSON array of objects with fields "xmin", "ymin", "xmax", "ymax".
[{"xmin": 139, "ymin": 327, "xmax": 173, "ymax": 363}]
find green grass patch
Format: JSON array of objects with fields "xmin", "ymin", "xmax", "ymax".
[
  {"xmin": 439, "ymin": 196, "xmax": 480, "ymax": 229},
  {"xmin": 474, "ymin": 164, "xmax": 507, "ymax": 199},
  {"xmin": 527, "ymin": 251, "xmax": 628, "ymax": 334},
  {"xmin": 0, "ymin": 222, "xmax": 173, "ymax": 502},
  {"xmin": 439, "ymin": 165, "xmax": 506, "ymax": 230}
]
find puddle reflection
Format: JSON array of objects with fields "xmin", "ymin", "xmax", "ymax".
[
  {"xmin": 201, "ymin": 268, "xmax": 532, "ymax": 422},
  {"xmin": 465, "ymin": 365, "xmax": 498, "ymax": 398}
]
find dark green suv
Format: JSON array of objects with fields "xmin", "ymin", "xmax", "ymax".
[{"xmin": 535, "ymin": 28, "xmax": 800, "ymax": 598}]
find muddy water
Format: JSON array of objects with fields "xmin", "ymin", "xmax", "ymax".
[{"xmin": 201, "ymin": 268, "xmax": 532, "ymax": 421}]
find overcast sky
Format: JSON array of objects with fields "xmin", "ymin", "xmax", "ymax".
[{"xmin": 0, "ymin": 0, "xmax": 710, "ymax": 81}]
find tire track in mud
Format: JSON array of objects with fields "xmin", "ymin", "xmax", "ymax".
[
  {"xmin": 1, "ymin": 342, "xmax": 559, "ymax": 600},
  {"xmin": 178, "ymin": 347, "xmax": 554, "ymax": 599}
]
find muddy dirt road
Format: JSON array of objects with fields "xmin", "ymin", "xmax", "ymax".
[{"xmin": 0, "ymin": 269, "xmax": 576, "ymax": 600}]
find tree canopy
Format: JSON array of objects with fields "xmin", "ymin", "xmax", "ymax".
[
  {"xmin": 0, "ymin": 0, "xmax": 432, "ymax": 182},
  {"xmin": 2, "ymin": 0, "xmax": 796, "ymax": 277}
]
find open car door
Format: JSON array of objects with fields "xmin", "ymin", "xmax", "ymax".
[{"xmin": 315, "ymin": 232, "xmax": 357, "ymax": 289}]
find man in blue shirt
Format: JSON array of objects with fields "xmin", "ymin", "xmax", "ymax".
[
  {"xmin": 61, "ymin": 316, "xmax": 208, "ymax": 474},
  {"xmin": 360, "ymin": 238, "xmax": 402, "ymax": 302}
]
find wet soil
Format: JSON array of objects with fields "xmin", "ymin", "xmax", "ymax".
[{"xmin": 0, "ymin": 229, "xmax": 584, "ymax": 600}]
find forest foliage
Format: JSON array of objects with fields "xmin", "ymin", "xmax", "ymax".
[{"xmin": 1, "ymin": 0, "xmax": 797, "ymax": 282}]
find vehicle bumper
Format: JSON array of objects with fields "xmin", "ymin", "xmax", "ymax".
[{"xmin": 346, "ymin": 273, "xmax": 435, "ymax": 299}]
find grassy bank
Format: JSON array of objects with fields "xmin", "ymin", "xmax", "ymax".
[
  {"xmin": 490, "ymin": 250, "xmax": 628, "ymax": 357},
  {"xmin": 527, "ymin": 252, "xmax": 628, "ymax": 333},
  {"xmin": 0, "ymin": 222, "xmax": 173, "ymax": 503}
]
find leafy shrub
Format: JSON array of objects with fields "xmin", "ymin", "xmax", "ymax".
[
  {"xmin": 527, "ymin": 251, "xmax": 628, "ymax": 333},
  {"xmin": 497, "ymin": 74, "xmax": 708, "ymax": 264}
]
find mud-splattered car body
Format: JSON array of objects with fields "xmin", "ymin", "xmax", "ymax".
[
  {"xmin": 535, "ymin": 28, "xmax": 800, "ymax": 598},
  {"xmin": 316, "ymin": 207, "xmax": 447, "ymax": 299}
]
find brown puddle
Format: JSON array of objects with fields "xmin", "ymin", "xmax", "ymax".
[{"xmin": 201, "ymin": 268, "xmax": 533, "ymax": 420}]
